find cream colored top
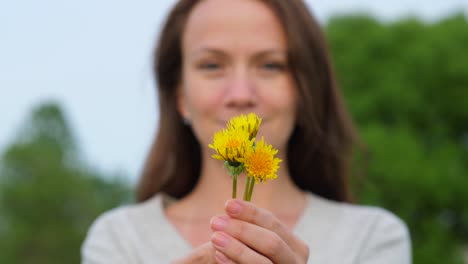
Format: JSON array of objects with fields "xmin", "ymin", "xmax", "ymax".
[{"xmin": 81, "ymin": 193, "xmax": 411, "ymax": 263}]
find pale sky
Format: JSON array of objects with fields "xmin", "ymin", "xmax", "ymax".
[{"xmin": 1, "ymin": 0, "xmax": 467, "ymax": 182}]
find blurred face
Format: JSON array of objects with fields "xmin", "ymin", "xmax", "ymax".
[{"xmin": 178, "ymin": 0, "xmax": 297, "ymax": 158}]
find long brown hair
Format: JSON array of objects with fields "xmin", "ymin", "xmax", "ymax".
[{"xmin": 137, "ymin": 0, "xmax": 359, "ymax": 203}]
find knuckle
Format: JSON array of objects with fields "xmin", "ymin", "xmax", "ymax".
[
  {"xmin": 230, "ymin": 219, "xmax": 246, "ymax": 239},
  {"xmin": 269, "ymin": 217, "xmax": 282, "ymax": 232},
  {"xmin": 303, "ymin": 242, "xmax": 310, "ymax": 258},
  {"xmin": 301, "ymin": 242, "xmax": 310, "ymax": 262},
  {"xmin": 263, "ymin": 233, "xmax": 284, "ymax": 257},
  {"xmin": 230, "ymin": 240, "xmax": 246, "ymax": 260},
  {"xmin": 263, "ymin": 209, "xmax": 274, "ymax": 220},
  {"xmin": 293, "ymin": 240, "xmax": 309, "ymax": 263},
  {"xmin": 237, "ymin": 221, "xmax": 247, "ymax": 238},
  {"xmin": 250, "ymin": 205, "xmax": 261, "ymax": 221},
  {"xmin": 260, "ymin": 210, "xmax": 279, "ymax": 230},
  {"xmin": 295, "ymin": 239, "xmax": 309, "ymax": 256}
]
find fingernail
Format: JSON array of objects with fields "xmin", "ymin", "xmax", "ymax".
[
  {"xmin": 210, "ymin": 216, "xmax": 228, "ymax": 230},
  {"xmin": 215, "ymin": 250, "xmax": 230, "ymax": 263},
  {"xmin": 225, "ymin": 200, "xmax": 242, "ymax": 215},
  {"xmin": 212, "ymin": 232, "xmax": 230, "ymax": 248}
]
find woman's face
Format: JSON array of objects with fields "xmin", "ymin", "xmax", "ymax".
[{"xmin": 178, "ymin": 0, "xmax": 297, "ymax": 157}]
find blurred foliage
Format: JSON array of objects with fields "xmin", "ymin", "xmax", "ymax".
[
  {"xmin": 0, "ymin": 103, "xmax": 132, "ymax": 263},
  {"xmin": 0, "ymin": 13, "xmax": 467, "ymax": 264},
  {"xmin": 326, "ymin": 13, "xmax": 468, "ymax": 263}
]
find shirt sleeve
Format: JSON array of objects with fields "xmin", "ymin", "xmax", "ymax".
[
  {"xmin": 358, "ymin": 209, "xmax": 412, "ymax": 264},
  {"xmin": 81, "ymin": 210, "xmax": 138, "ymax": 264}
]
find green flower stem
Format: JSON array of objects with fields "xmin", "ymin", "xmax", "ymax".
[
  {"xmin": 232, "ymin": 174, "xmax": 237, "ymax": 199},
  {"xmin": 247, "ymin": 177, "xmax": 256, "ymax": 201},
  {"xmin": 225, "ymin": 161, "xmax": 244, "ymax": 199},
  {"xmin": 243, "ymin": 176, "xmax": 252, "ymax": 200}
]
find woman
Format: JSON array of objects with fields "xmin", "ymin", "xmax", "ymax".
[{"xmin": 82, "ymin": 0, "xmax": 411, "ymax": 263}]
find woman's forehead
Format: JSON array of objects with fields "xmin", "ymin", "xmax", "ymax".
[{"xmin": 183, "ymin": 0, "xmax": 287, "ymax": 54}]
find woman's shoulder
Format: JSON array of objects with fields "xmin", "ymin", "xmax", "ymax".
[
  {"xmin": 81, "ymin": 194, "xmax": 175, "ymax": 263},
  {"xmin": 298, "ymin": 193, "xmax": 412, "ymax": 263},
  {"xmin": 305, "ymin": 192, "xmax": 410, "ymax": 241},
  {"xmin": 89, "ymin": 194, "xmax": 164, "ymax": 227},
  {"xmin": 305, "ymin": 192, "xmax": 408, "ymax": 232}
]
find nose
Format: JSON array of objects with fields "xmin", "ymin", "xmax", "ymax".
[{"xmin": 224, "ymin": 68, "xmax": 256, "ymax": 110}]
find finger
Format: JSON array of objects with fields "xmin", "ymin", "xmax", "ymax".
[
  {"xmin": 211, "ymin": 231, "xmax": 272, "ymax": 264},
  {"xmin": 211, "ymin": 215, "xmax": 295, "ymax": 263},
  {"xmin": 225, "ymin": 199, "xmax": 309, "ymax": 258}
]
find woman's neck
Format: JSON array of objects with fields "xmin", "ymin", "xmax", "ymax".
[
  {"xmin": 164, "ymin": 152, "xmax": 308, "ymax": 247},
  {"xmin": 171, "ymin": 152, "xmax": 306, "ymax": 220}
]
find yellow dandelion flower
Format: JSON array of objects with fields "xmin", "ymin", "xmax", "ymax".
[
  {"xmin": 209, "ymin": 128, "xmax": 253, "ymax": 164},
  {"xmin": 227, "ymin": 113, "xmax": 262, "ymax": 140},
  {"xmin": 243, "ymin": 137, "xmax": 281, "ymax": 183}
]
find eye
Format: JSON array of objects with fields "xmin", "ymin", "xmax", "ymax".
[
  {"xmin": 198, "ymin": 62, "xmax": 221, "ymax": 71},
  {"xmin": 261, "ymin": 62, "xmax": 285, "ymax": 71}
]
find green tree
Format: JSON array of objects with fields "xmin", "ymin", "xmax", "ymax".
[
  {"xmin": 0, "ymin": 102, "xmax": 132, "ymax": 263},
  {"xmin": 326, "ymin": 13, "xmax": 468, "ymax": 263}
]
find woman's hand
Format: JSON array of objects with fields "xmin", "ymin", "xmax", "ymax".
[
  {"xmin": 171, "ymin": 242, "xmax": 217, "ymax": 264},
  {"xmin": 210, "ymin": 199, "xmax": 309, "ymax": 264}
]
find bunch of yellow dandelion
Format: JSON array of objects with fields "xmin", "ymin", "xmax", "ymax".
[
  {"xmin": 209, "ymin": 128, "xmax": 254, "ymax": 198},
  {"xmin": 209, "ymin": 113, "xmax": 281, "ymax": 201},
  {"xmin": 243, "ymin": 137, "xmax": 281, "ymax": 201},
  {"xmin": 227, "ymin": 112, "xmax": 262, "ymax": 140}
]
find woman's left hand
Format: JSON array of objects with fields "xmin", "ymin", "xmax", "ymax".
[{"xmin": 210, "ymin": 199, "xmax": 309, "ymax": 264}]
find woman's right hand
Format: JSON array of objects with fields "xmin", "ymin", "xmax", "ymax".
[{"xmin": 171, "ymin": 242, "xmax": 217, "ymax": 264}]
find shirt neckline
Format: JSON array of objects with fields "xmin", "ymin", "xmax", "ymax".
[{"xmin": 153, "ymin": 192, "xmax": 315, "ymax": 250}]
